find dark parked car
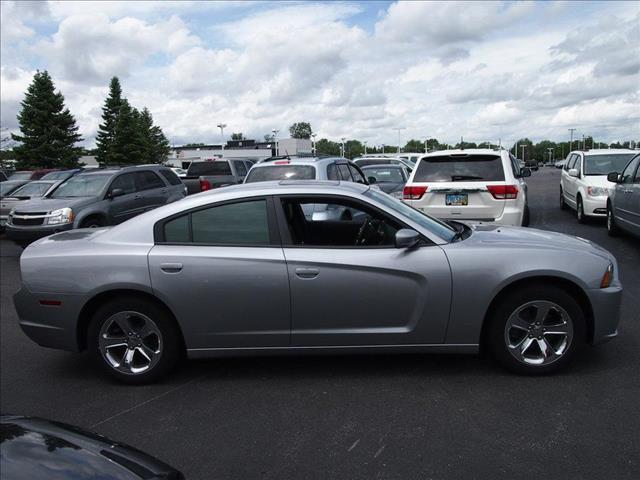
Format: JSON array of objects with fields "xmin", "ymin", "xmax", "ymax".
[
  {"xmin": 8, "ymin": 169, "xmax": 60, "ymax": 181},
  {"xmin": 0, "ymin": 415, "xmax": 184, "ymax": 479},
  {"xmin": 607, "ymin": 153, "xmax": 640, "ymax": 238},
  {"xmin": 361, "ymin": 164, "xmax": 409, "ymax": 197},
  {"xmin": 6, "ymin": 165, "xmax": 186, "ymax": 247},
  {"xmin": 182, "ymin": 158, "xmax": 254, "ymax": 194}
]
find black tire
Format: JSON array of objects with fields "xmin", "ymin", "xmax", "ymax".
[
  {"xmin": 87, "ymin": 297, "xmax": 183, "ymax": 384},
  {"xmin": 486, "ymin": 284, "xmax": 585, "ymax": 375},
  {"xmin": 576, "ymin": 196, "xmax": 586, "ymax": 224},
  {"xmin": 607, "ymin": 202, "xmax": 619, "ymax": 236},
  {"xmin": 80, "ymin": 216, "xmax": 106, "ymax": 229},
  {"xmin": 521, "ymin": 205, "xmax": 530, "ymax": 227},
  {"xmin": 559, "ymin": 189, "xmax": 567, "ymax": 210}
]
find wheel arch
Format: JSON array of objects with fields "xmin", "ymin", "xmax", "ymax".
[
  {"xmin": 74, "ymin": 209, "xmax": 108, "ymax": 228},
  {"xmin": 76, "ymin": 288, "xmax": 186, "ymax": 352},
  {"xmin": 479, "ymin": 275, "xmax": 595, "ymax": 352}
]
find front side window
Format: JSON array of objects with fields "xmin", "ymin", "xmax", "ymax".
[
  {"xmin": 280, "ymin": 196, "xmax": 400, "ymax": 247},
  {"xmin": 348, "ymin": 165, "xmax": 367, "ymax": 184},
  {"xmin": 136, "ymin": 171, "xmax": 165, "ymax": 190},
  {"xmin": 162, "ymin": 200, "xmax": 270, "ymax": 245},
  {"xmin": 413, "ymin": 154, "xmax": 505, "ymax": 182},
  {"xmin": 584, "ymin": 154, "xmax": 636, "ymax": 176},
  {"xmin": 620, "ymin": 156, "xmax": 639, "ymax": 184},
  {"xmin": 575, "ymin": 156, "xmax": 582, "ymax": 176},
  {"xmin": 110, "ymin": 173, "xmax": 137, "ymax": 195},
  {"xmin": 337, "ymin": 164, "xmax": 352, "ymax": 182},
  {"xmin": 327, "ymin": 164, "xmax": 339, "ymax": 180}
]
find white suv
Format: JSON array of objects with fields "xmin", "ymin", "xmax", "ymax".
[
  {"xmin": 559, "ymin": 149, "xmax": 637, "ymax": 223},
  {"xmin": 402, "ymin": 149, "xmax": 530, "ymax": 226}
]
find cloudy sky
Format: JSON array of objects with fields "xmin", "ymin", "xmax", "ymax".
[{"xmin": 1, "ymin": 0, "xmax": 638, "ymax": 148}]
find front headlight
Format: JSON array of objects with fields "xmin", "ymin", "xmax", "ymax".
[
  {"xmin": 587, "ymin": 186, "xmax": 612, "ymax": 197},
  {"xmin": 47, "ymin": 207, "xmax": 74, "ymax": 225}
]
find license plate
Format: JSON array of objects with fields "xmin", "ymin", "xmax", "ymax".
[{"xmin": 446, "ymin": 193, "xmax": 468, "ymax": 206}]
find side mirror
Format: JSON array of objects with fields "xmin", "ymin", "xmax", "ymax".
[
  {"xmin": 607, "ymin": 172, "xmax": 620, "ymax": 183},
  {"xmin": 395, "ymin": 228, "xmax": 421, "ymax": 249},
  {"xmin": 108, "ymin": 188, "xmax": 125, "ymax": 199},
  {"xmin": 568, "ymin": 168, "xmax": 579, "ymax": 178},
  {"xmin": 521, "ymin": 168, "xmax": 531, "ymax": 178},
  {"xmin": 367, "ymin": 176, "xmax": 377, "ymax": 184}
]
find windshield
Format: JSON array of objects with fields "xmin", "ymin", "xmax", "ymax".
[
  {"xmin": 49, "ymin": 174, "xmax": 110, "ymax": 198},
  {"xmin": 188, "ymin": 161, "xmax": 232, "ymax": 176},
  {"xmin": 10, "ymin": 182, "xmax": 53, "ymax": 197},
  {"xmin": 364, "ymin": 188, "xmax": 456, "ymax": 242},
  {"xmin": 1, "ymin": 182, "xmax": 22, "ymax": 196},
  {"xmin": 363, "ymin": 167, "xmax": 404, "ymax": 183},
  {"xmin": 245, "ymin": 165, "xmax": 316, "ymax": 183},
  {"xmin": 8, "ymin": 172, "xmax": 32, "ymax": 181},
  {"xmin": 41, "ymin": 171, "xmax": 73, "ymax": 180},
  {"xmin": 414, "ymin": 154, "xmax": 505, "ymax": 182},
  {"xmin": 584, "ymin": 154, "xmax": 636, "ymax": 175}
]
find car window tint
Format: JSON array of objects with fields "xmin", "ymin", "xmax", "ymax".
[
  {"xmin": 363, "ymin": 167, "xmax": 404, "ymax": 183},
  {"xmin": 509, "ymin": 154, "xmax": 521, "ymax": 177},
  {"xmin": 136, "ymin": 171, "xmax": 165, "ymax": 190},
  {"xmin": 575, "ymin": 156, "xmax": 582, "ymax": 176},
  {"xmin": 414, "ymin": 154, "xmax": 505, "ymax": 182},
  {"xmin": 348, "ymin": 165, "xmax": 367, "ymax": 184},
  {"xmin": 164, "ymin": 214, "xmax": 190, "ymax": 242},
  {"xmin": 620, "ymin": 156, "xmax": 639, "ymax": 184},
  {"xmin": 191, "ymin": 200, "xmax": 269, "ymax": 245},
  {"xmin": 338, "ymin": 164, "xmax": 352, "ymax": 181},
  {"xmin": 245, "ymin": 165, "xmax": 316, "ymax": 183},
  {"xmin": 188, "ymin": 161, "xmax": 231, "ymax": 176},
  {"xmin": 234, "ymin": 161, "xmax": 247, "ymax": 176},
  {"xmin": 10, "ymin": 182, "xmax": 52, "ymax": 196},
  {"xmin": 110, "ymin": 173, "xmax": 137, "ymax": 194},
  {"xmin": 584, "ymin": 154, "xmax": 636, "ymax": 176},
  {"xmin": 280, "ymin": 197, "xmax": 400, "ymax": 247},
  {"xmin": 159, "ymin": 169, "xmax": 183, "ymax": 186},
  {"xmin": 327, "ymin": 163, "xmax": 339, "ymax": 180}
]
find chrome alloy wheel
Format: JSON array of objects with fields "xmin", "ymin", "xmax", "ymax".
[
  {"xmin": 99, "ymin": 311, "xmax": 162, "ymax": 375},
  {"xmin": 504, "ymin": 300, "xmax": 573, "ymax": 366}
]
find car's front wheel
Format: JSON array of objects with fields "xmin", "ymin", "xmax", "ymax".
[
  {"xmin": 88, "ymin": 297, "xmax": 183, "ymax": 384},
  {"xmin": 607, "ymin": 203, "xmax": 619, "ymax": 236},
  {"xmin": 486, "ymin": 285, "xmax": 585, "ymax": 374},
  {"xmin": 576, "ymin": 196, "xmax": 586, "ymax": 223},
  {"xmin": 559, "ymin": 188, "xmax": 567, "ymax": 210}
]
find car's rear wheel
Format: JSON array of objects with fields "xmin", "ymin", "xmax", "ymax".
[
  {"xmin": 576, "ymin": 196, "xmax": 585, "ymax": 223},
  {"xmin": 607, "ymin": 203, "xmax": 619, "ymax": 236},
  {"xmin": 559, "ymin": 189, "xmax": 567, "ymax": 210},
  {"xmin": 486, "ymin": 285, "xmax": 585, "ymax": 375},
  {"xmin": 88, "ymin": 298, "xmax": 182, "ymax": 384}
]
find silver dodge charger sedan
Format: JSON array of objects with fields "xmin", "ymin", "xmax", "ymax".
[{"xmin": 14, "ymin": 181, "xmax": 622, "ymax": 383}]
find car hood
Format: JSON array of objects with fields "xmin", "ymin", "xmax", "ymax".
[
  {"xmin": 581, "ymin": 174, "xmax": 614, "ymax": 187},
  {"xmin": 461, "ymin": 223, "xmax": 614, "ymax": 262},
  {"xmin": 11, "ymin": 196, "xmax": 99, "ymax": 213}
]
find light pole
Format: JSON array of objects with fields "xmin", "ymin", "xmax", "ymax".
[
  {"xmin": 311, "ymin": 133, "xmax": 317, "ymax": 155},
  {"xmin": 381, "ymin": 144, "xmax": 385, "ymax": 154},
  {"xmin": 568, "ymin": 128, "xmax": 576, "ymax": 152},
  {"xmin": 341, "ymin": 137, "xmax": 346, "ymax": 157},
  {"xmin": 424, "ymin": 138, "xmax": 428, "ymax": 153},
  {"xmin": 392, "ymin": 127, "xmax": 405, "ymax": 154},
  {"xmin": 520, "ymin": 144, "xmax": 526, "ymax": 163},
  {"xmin": 582, "ymin": 134, "xmax": 586, "ymax": 150},
  {"xmin": 547, "ymin": 147, "xmax": 554, "ymax": 164},
  {"xmin": 217, "ymin": 123, "xmax": 227, "ymax": 151},
  {"xmin": 272, "ymin": 129, "xmax": 279, "ymax": 156},
  {"xmin": 363, "ymin": 141, "xmax": 368, "ymax": 155}
]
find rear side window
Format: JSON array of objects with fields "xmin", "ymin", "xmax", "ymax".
[
  {"xmin": 162, "ymin": 200, "xmax": 270, "ymax": 245},
  {"xmin": 188, "ymin": 161, "xmax": 232, "ymax": 176},
  {"xmin": 245, "ymin": 165, "xmax": 316, "ymax": 183},
  {"xmin": 136, "ymin": 171, "xmax": 165, "ymax": 190},
  {"xmin": 159, "ymin": 169, "xmax": 183, "ymax": 186},
  {"xmin": 413, "ymin": 155, "xmax": 505, "ymax": 182}
]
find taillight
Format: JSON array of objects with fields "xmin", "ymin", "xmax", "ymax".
[
  {"xmin": 200, "ymin": 179, "xmax": 212, "ymax": 191},
  {"xmin": 403, "ymin": 185, "xmax": 428, "ymax": 200},
  {"xmin": 487, "ymin": 184, "xmax": 518, "ymax": 199},
  {"xmin": 274, "ymin": 160, "xmax": 290, "ymax": 165}
]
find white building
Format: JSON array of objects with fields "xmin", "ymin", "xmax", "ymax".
[{"xmin": 166, "ymin": 139, "xmax": 275, "ymax": 169}]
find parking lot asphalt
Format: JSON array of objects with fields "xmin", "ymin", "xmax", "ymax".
[{"xmin": 1, "ymin": 167, "xmax": 639, "ymax": 480}]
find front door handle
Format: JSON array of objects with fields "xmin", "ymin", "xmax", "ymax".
[
  {"xmin": 160, "ymin": 263, "xmax": 183, "ymax": 273},
  {"xmin": 295, "ymin": 267, "xmax": 319, "ymax": 279}
]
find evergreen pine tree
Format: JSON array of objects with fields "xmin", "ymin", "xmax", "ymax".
[
  {"xmin": 139, "ymin": 107, "xmax": 170, "ymax": 163},
  {"xmin": 95, "ymin": 77, "xmax": 123, "ymax": 165},
  {"xmin": 110, "ymin": 100, "xmax": 145, "ymax": 165},
  {"xmin": 11, "ymin": 70, "xmax": 83, "ymax": 169}
]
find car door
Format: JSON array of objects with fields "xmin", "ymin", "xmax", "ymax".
[
  {"xmin": 148, "ymin": 197, "xmax": 291, "ymax": 350},
  {"xmin": 615, "ymin": 155, "xmax": 640, "ymax": 233},
  {"xmin": 107, "ymin": 172, "xmax": 142, "ymax": 224},
  {"xmin": 134, "ymin": 170, "xmax": 168, "ymax": 212},
  {"xmin": 563, "ymin": 154, "xmax": 579, "ymax": 206},
  {"xmin": 275, "ymin": 195, "xmax": 452, "ymax": 347}
]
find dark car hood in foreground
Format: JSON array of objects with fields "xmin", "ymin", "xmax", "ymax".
[
  {"xmin": 0, "ymin": 415, "xmax": 183, "ymax": 480},
  {"xmin": 11, "ymin": 196, "xmax": 100, "ymax": 213}
]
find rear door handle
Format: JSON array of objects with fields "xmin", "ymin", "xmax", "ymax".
[
  {"xmin": 295, "ymin": 267, "xmax": 319, "ymax": 279},
  {"xmin": 160, "ymin": 263, "xmax": 183, "ymax": 273}
]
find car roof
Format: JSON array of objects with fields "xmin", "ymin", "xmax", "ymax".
[
  {"xmin": 421, "ymin": 148, "xmax": 505, "ymax": 158},
  {"xmin": 360, "ymin": 164, "xmax": 404, "ymax": 169},
  {"xmin": 252, "ymin": 156, "xmax": 347, "ymax": 167},
  {"xmin": 574, "ymin": 149, "xmax": 637, "ymax": 156}
]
